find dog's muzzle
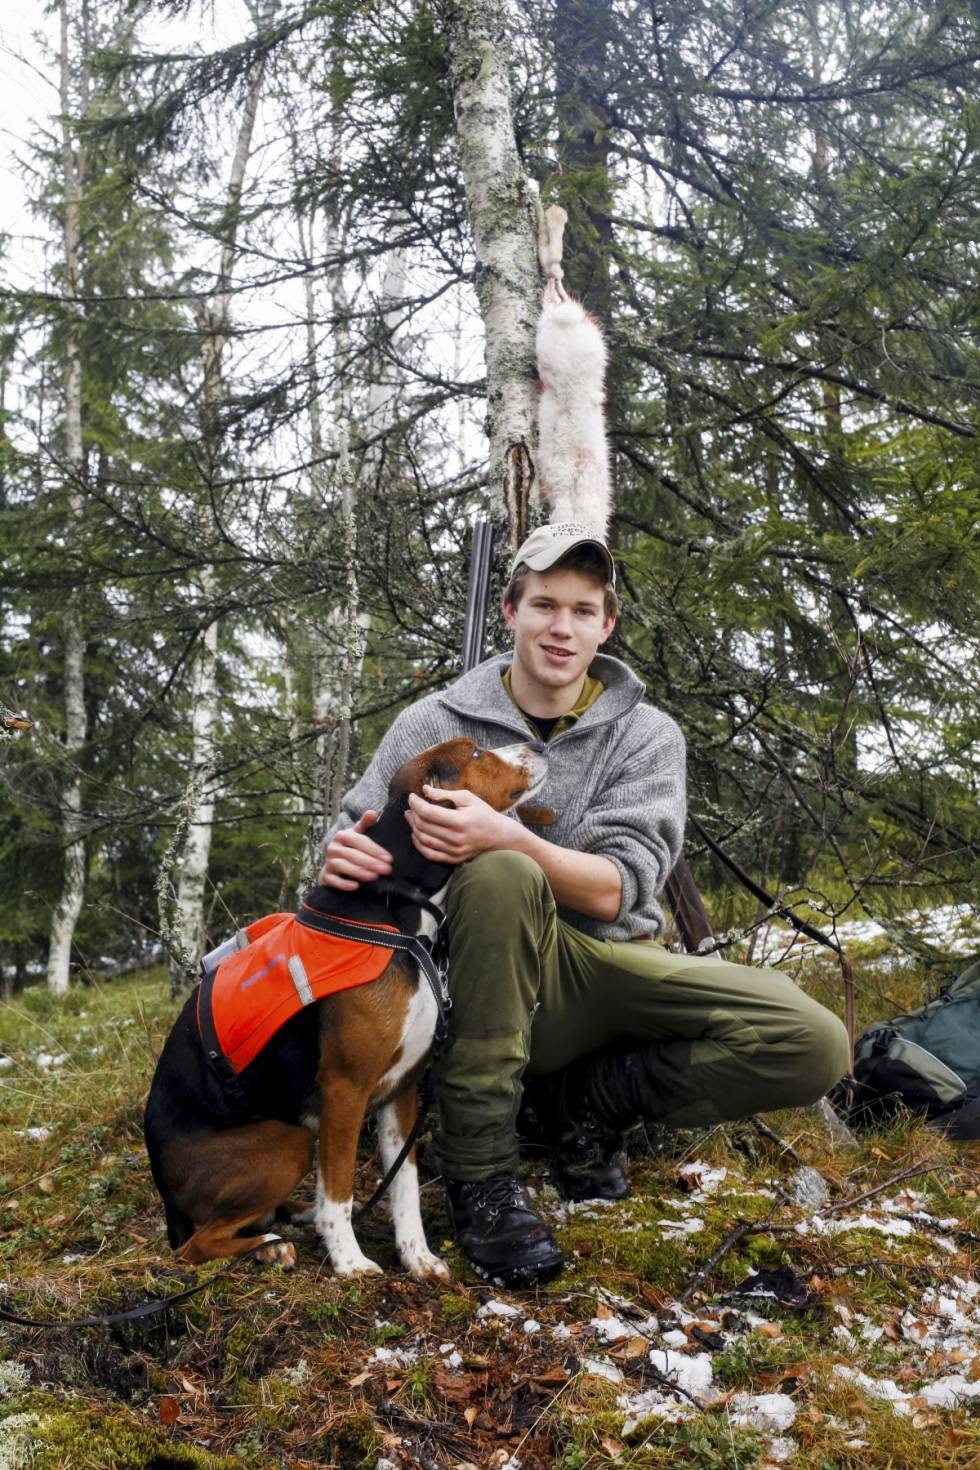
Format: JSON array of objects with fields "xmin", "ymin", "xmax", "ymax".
[{"xmin": 493, "ymin": 741, "xmax": 549, "ymax": 803}]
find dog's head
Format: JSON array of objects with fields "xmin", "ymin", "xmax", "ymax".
[{"xmin": 387, "ymin": 738, "xmax": 547, "ymax": 813}]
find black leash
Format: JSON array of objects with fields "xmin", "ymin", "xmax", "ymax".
[{"xmin": 0, "ymin": 1241, "xmax": 273, "ymax": 1332}]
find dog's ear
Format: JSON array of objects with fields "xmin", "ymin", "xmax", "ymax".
[
  {"xmin": 387, "ymin": 757, "xmax": 420, "ymax": 801},
  {"xmin": 388, "ymin": 754, "xmax": 461, "ymax": 801}
]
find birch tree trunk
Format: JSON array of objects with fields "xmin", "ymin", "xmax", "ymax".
[
  {"xmin": 442, "ymin": 0, "xmax": 539, "ymax": 548},
  {"xmin": 167, "ymin": 40, "xmax": 267, "ymax": 990},
  {"xmin": 46, "ymin": 0, "xmax": 88, "ymax": 995}
]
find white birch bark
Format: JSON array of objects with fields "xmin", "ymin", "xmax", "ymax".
[
  {"xmin": 442, "ymin": 0, "xmax": 539, "ymax": 546},
  {"xmin": 359, "ymin": 234, "xmax": 409, "ymax": 478},
  {"xmin": 167, "ymin": 42, "xmax": 267, "ymax": 988},
  {"xmin": 46, "ymin": 0, "xmax": 87, "ymax": 995}
]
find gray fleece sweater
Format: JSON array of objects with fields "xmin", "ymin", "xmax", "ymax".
[{"xmin": 327, "ymin": 652, "xmax": 686, "ymax": 941}]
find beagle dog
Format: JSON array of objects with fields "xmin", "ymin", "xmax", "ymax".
[{"xmin": 144, "ymin": 738, "xmax": 546, "ymax": 1281}]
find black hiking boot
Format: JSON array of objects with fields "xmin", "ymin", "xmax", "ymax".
[
  {"xmin": 445, "ymin": 1174, "xmax": 565, "ymax": 1288},
  {"xmin": 551, "ymin": 1120, "xmax": 629, "ymax": 1203},
  {"xmin": 519, "ymin": 1074, "xmax": 630, "ymax": 1203}
]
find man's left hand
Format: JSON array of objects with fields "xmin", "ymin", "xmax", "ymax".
[{"xmin": 406, "ymin": 786, "xmax": 514, "ymax": 864}]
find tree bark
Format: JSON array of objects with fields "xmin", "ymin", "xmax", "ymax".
[
  {"xmin": 442, "ymin": 0, "xmax": 539, "ymax": 548},
  {"xmin": 47, "ymin": 0, "xmax": 88, "ymax": 995},
  {"xmin": 168, "ymin": 41, "xmax": 267, "ymax": 990}
]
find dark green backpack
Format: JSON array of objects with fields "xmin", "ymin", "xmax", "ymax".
[{"xmin": 844, "ymin": 958, "xmax": 980, "ymax": 1139}]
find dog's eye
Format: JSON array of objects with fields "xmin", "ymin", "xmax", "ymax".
[{"xmin": 471, "ymin": 748, "xmax": 481, "ymax": 761}]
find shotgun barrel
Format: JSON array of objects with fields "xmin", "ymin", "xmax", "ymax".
[{"xmin": 461, "ymin": 517, "xmax": 493, "ymax": 675}]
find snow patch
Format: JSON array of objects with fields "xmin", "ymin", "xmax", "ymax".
[{"xmin": 477, "ymin": 1297, "xmax": 520, "ymax": 1320}]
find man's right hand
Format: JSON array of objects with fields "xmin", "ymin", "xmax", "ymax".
[{"xmin": 318, "ymin": 811, "xmax": 393, "ymax": 892}]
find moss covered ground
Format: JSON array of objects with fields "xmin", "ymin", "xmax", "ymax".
[{"xmin": 0, "ymin": 943, "xmax": 977, "ymax": 1468}]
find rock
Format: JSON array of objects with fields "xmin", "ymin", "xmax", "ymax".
[{"xmin": 788, "ymin": 1165, "xmax": 828, "ymax": 1211}]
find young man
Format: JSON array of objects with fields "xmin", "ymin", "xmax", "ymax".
[{"xmin": 321, "ymin": 523, "xmax": 850, "ymax": 1287}]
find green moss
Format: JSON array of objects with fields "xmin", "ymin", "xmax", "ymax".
[
  {"xmin": 313, "ymin": 1410, "xmax": 379, "ymax": 1467},
  {"xmin": 368, "ymin": 1320, "xmax": 405, "ymax": 1345},
  {"xmin": 557, "ymin": 1406, "xmax": 765, "ymax": 1468},
  {"xmin": 27, "ymin": 1402, "xmax": 236, "ymax": 1468},
  {"xmin": 223, "ymin": 1317, "xmax": 253, "ymax": 1362},
  {"xmin": 438, "ymin": 1291, "xmax": 473, "ymax": 1323},
  {"xmin": 225, "ymin": 1377, "xmax": 299, "ymax": 1430},
  {"xmin": 712, "ymin": 1328, "xmax": 809, "ymax": 1389},
  {"xmin": 603, "ymin": 1229, "xmax": 691, "ymax": 1287}
]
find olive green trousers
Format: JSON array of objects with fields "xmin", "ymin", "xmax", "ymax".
[{"xmin": 433, "ymin": 851, "xmax": 850, "ymax": 1181}]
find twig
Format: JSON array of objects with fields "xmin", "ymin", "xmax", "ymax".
[
  {"xmin": 749, "ymin": 1114, "xmax": 808, "ymax": 1166},
  {"xmin": 641, "ymin": 1356, "xmax": 707, "ymax": 1409},
  {"xmin": 749, "ymin": 1114, "xmax": 844, "ymax": 1194},
  {"xmin": 817, "ymin": 1160, "xmax": 936, "ymax": 1216},
  {"xmin": 676, "ymin": 1205, "xmax": 782, "ymax": 1305},
  {"xmin": 889, "ymin": 1212, "xmax": 980, "ymax": 1246}
]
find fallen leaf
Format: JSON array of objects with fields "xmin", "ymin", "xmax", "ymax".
[
  {"xmin": 385, "ymin": 1377, "xmax": 402, "ymax": 1392},
  {"xmin": 912, "ymin": 1410, "xmax": 941, "ymax": 1429},
  {"xmin": 883, "ymin": 1320, "xmax": 900, "ymax": 1340},
  {"xmin": 807, "ymin": 1403, "xmax": 824, "ymax": 1423},
  {"xmin": 37, "ymin": 1176, "xmax": 55, "ymax": 1196},
  {"xmin": 677, "ymin": 1168, "xmax": 703, "ymax": 1192},
  {"xmin": 463, "ymin": 1406, "xmax": 478, "ymax": 1429},
  {"xmin": 532, "ymin": 1368, "xmax": 570, "ymax": 1386},
  {"xmin": 600, "ymin": 1435, "xmax": 624, "ymax": 1456},
  {"xmin": 594, "ymin": 1303, "xmax": 613, "ymax": 1320},
  {"xmin": 158, "ymin": 1397, "xmax": 179, "ymax": 1427},
  {"xmin": 948, "ymin": 1348, "xmax": 971, "ymax": 1365},
  {"xmin": 762, "ymin": 1361, "xmax": 809, "ymax": 1384},
  {"xmin": 349, "ymin": 1371, "xmax": 371, "ymax": 1388},
  {"xmin": 757, "ymin": 1322, "xmax": 782, "ymax": 1338},
  {"xmin": 434, "ymin": 1369, "xmax": 487, "ymax": 1404},
  {"xmin": 870, "ymin": 1147, "xmax": 890, "ymax": 1160}
]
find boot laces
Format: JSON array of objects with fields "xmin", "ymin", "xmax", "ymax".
[{"xmin": 466, "ymin": 1174, "xmax": 524, "ymax": 1221}]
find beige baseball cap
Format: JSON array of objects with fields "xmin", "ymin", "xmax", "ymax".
[{"xmin": 510, "ymin": 521, "xmax": 615, "ymax": 584}]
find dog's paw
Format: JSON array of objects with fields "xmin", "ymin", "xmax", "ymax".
[
  {"xmin": 284, "ymin": 1204, "xmax": 316, "ymax": 1226},
  {"xmin": 331, "ymin": 1252, "xmax": 383, "ymax": 1278},
  {"xmin": 254, "ymin": 1237, "xmax": 297, "ymax": 1268},
  {"xmin": 402, "ymin": 1247, "xmax": 451, "ymax": 1284}
]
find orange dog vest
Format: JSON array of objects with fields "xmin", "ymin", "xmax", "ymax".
[{"xmin": 199, "ymin": 910, "xmax": 397, "ymax": 1074}]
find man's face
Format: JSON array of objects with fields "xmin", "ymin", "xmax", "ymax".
[{"xmin": 503, "ymin": 568, "xmax": 616, "ymax": 695}]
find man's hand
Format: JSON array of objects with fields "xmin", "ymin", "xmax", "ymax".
[
  {"xmin": 406, "ymin": 786, "xmax": 513, "ymax": 864},
  {"xmin": 318, "ymin": 811, "xmax": 393, "ymax": 891}
]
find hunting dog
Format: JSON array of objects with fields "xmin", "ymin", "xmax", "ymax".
[{"xmin": 144, "ymin": 738, "xmax": 546, "ymax": 1281}]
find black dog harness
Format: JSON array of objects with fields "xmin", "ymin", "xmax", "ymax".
[{"xmin": 197, "ymin": 893, "xmax": 451, "ymax": 1111}]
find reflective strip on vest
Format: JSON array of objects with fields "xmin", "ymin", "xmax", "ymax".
[
  {"xmin": 207, "ymin": 912, "xmax": 397, "ymax": 1074},
  {"xmin": 288, "ymin": 955, "xmax": 314, "ymax": 1006}
]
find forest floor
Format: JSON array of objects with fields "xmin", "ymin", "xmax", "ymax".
[{"xmin": 0, "ymin": 930, "xmax": 978, "ymax": 1469}]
